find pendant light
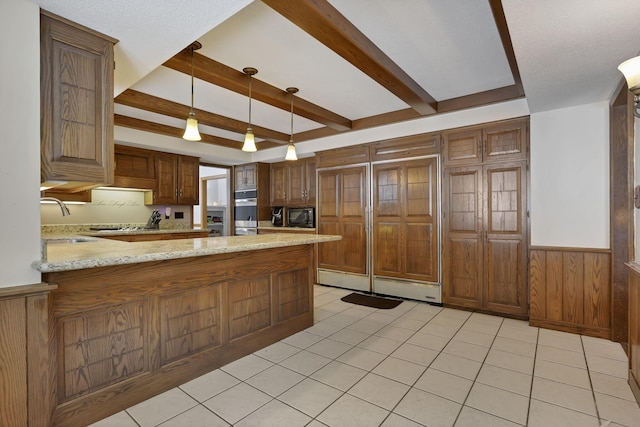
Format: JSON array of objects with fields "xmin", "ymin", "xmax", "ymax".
[
  {"xmin": 285, "ymin": 87, "xmax": 299, "ymax": 161},
  {"xmin": 242, "ymin": 67, "xmax": 258, "ymax": 152},
  {"xmin": 182, "ymin": 42, "xmax": 202, "ymax": 141}
]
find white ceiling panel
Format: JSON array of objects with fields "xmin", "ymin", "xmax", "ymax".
[
  {"xmin": 197, "ymin": 1, "xmax": 409, "ymax": 120},
  {"xmin": 330, "ymin": 0, "xmax": 514, "ymax": 100},
  {"xmin": 503, "ymin": 0, "xmax": 640, "ymax": 112}
]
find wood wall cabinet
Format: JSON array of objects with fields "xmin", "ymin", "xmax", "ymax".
[
  {"xmin": 442, "ymin": 118, "xmax": 529, "ymax": 317},
  {"xmin": 41, "ymin": 189, "xmax": 92, "ymax": 203},
  {"xmin": 113, "ymin": 145, "xmax": 156, "ymax": 189},
  {"xmin": 235, "ymin": 163, "xmax": 258, "ymax": 191},
  {"xmin": 270, "ymin": 158, "xmax": 316, "ymax": 207},
  {"xmin": 443, "ymin": 118, "xmax": 528, "ymax": 166},
  {"xmin": 315, "ymin": 143, "xmax": 371, "ymax": 168},
  {"xmin": 152, "ymin": 153, "xmax": 199, "ymax": 205},
  {"xmin": 40, "ymin": 11, "xmax": 117, "ymax": 189}
]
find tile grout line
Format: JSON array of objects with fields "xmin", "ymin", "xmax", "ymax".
[
  {"xmin": 450, "ymin": 315, "xmax": 527, "ymax": 427},
  {"xmin": 524, "ymin": 324, "xmax": 540, "ymax": 427},
  {"xmin": 582, "ymin": 334, "xmax": 605, "ymax": 425}
]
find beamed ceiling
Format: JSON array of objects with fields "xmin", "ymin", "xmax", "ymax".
[
  {"xmin": 30, "ymin": 0, "xmax": 640, "ymax": 164},
  {"xmin": 112, "ymin": 0, "xmax": 523, "ymax": 156}
]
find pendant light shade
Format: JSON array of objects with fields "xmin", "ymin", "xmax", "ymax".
[
  {"xmin": 619, "ymin": 56, "xmax": 640, "ymax": 118},
  {"xmin": 183, "ymin": 112, "xmax": 201, "ymax": 141},
  {"xmin": 242, "ymin": 67, "xmax": 258, "ymax": 152},
  {"xmin": 285, "ymin": 87, "xmax": 298, "ymax": 161},
  {"xmin": 285, "ymin": 142, "xmax": 298, "ymax": 161},
  {"xmin": 182, "ymin": 42, "xmax": 202, "ymax": 141}
]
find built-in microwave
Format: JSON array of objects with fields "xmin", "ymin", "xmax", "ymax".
[{"xmin": 287, "ymin": 207, "xmax": 314, "ymax": 228}]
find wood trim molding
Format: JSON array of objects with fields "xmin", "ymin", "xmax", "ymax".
[
  {"xmin": 0, "ymin": 282, "xmax": 57, "ymax": 299},
  {"xmin": 530, "ymin": 245, "xmax": 611, "ymax": 253},
  {"xmin": 610, "ymin": 86, "xmax": 633, "ymax": 343}
]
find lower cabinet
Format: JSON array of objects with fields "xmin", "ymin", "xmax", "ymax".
[{"xmin": 40, "ymin": 245, "xmax": 314, "ymax": 426}]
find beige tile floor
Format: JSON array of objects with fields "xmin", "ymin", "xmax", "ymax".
[{"xmin": 91, "ymin": 285, "xmax": 640, "ymax": 427}]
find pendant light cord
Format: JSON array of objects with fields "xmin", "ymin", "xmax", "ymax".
[
  {"xmin": 190, "ymin": 46, "xmax": 195, "ymax": 113},
  {"xmin": 290, "ymin": 91, "xmax": 294, "ymax": 143},
  {"xmin": 247, "ymin": 74, "xmax": 252, "ymax": 127}
]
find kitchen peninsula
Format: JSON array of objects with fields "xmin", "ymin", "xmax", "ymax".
[{"xmin": 30, "ymin": 233, "xmax": 340, "ymax": 426}]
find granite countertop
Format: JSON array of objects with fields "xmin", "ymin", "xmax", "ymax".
[{"xmin": 34, "ymin": 234, "xmax": 340, "ymax": 273}]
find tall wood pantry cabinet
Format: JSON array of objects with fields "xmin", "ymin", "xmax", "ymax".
[
  {"xmin": 442, "ymin": 118, "xmax": 529, "ymax": 317},
  {"xmin": 40, "ymin": 11, "xmax": 117, "ymax": 189}
]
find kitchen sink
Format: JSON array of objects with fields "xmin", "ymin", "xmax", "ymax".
[{"xmin": 45, "ymin": 237, "xmax": 97, "ymax": 244}]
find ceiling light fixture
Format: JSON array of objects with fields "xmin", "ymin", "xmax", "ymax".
[
  {"xmin": 285, "ymin": 87, "xmax": 299, "ymax": 161},
  {"xmin": 618, "ymin": 55, "xmax": 640, "ymax": 118},
  {"xmin": 182, "ymin": 41, "xmax": 202, "ymax": 141},
  {"xmin": 242, "ymin": 67, "xmax": 258, "ymax": 152}
]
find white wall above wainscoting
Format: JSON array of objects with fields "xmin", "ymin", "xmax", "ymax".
[
  {"xmin": 530, "ymin": 101, "xmax": 610, "ymax": 248},
  {"xmin": 41, "ymin": 188, "xmax": 192, "ymax": 228}
]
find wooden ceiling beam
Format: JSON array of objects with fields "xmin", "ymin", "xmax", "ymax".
[
  {"xmin": 489, "ymin": 0, "xmax": 525, "ymax": 96},
  {"xmin": 115, "ymin": 89, "xmax": 289, "ymax": 143},
  {"xmin": 114, "ymin": 114, "xmax": 281, "ymax": 150},
  {"xmin": 262, "ymin": 0, "xmax": 438, "ymax": 116},
  {"xmin": 164, "ymin": 50, "xmax": 352, "ymax": 132},
  {"xmin": 437, "ymin": 85, "xmax": 524, "ymax": 114}
]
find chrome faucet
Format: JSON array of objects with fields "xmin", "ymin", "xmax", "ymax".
[{"xmin": 40, "ymin": 197, "xmax": 71, "ymax": 216}]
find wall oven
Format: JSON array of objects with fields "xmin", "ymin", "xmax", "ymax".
[{"xmin": 234, "ymin": 190, "xmax": 257, "ymax": 234}]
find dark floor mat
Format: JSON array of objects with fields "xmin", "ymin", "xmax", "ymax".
[{"xmin": 340, "ymin": 292, "xmax": 402, "ymax": 309}]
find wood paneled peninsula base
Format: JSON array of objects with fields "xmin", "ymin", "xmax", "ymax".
[{"xmin": 32, "ymin": 234, "xmax": 340, "ymax": 426}]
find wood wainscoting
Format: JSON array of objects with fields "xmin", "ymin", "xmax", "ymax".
[
  {"xmin": 529, "ymin": 247, "xmax": 611, "ymax": 338},
  {"xmin": 628, "ymin": 262, "xmax": 640, "ymax": 404},
  {"xmin": 0, "ymin": 283, "xmax": 57, "ymax": 427}
]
